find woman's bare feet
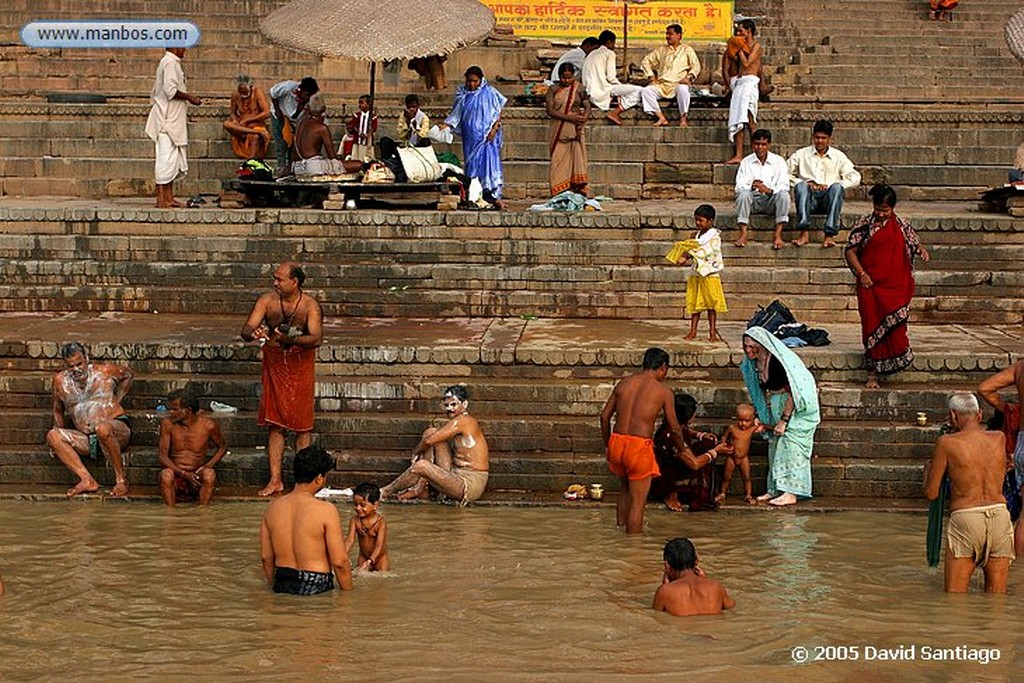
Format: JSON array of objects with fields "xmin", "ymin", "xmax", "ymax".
[
  {"xmin": 109, "ymin": 479, "xmax": 129, "ymax": 497},
  {"xmin": 664, "ymin": 493, "xmax": 684, "ymax": 512},
  {"xmin": 67, "ymin": 479, "xmax": 100, "ymax": 497},
  {"xmin": 756, "ymin": 492, "xmax": 773, "ymax": 502},
  {"xmin": 865, "ymin": 371, "xmax": 880, "ymax": 389},
  {"xmin": 768, "ymin": 492, "xmax": 798, "ymax": 506}
]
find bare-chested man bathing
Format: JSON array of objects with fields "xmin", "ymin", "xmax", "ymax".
[
  {"xmin": 978, "ymin": 359, "xmax": 1024, "ymax": 557},
  {"xmin": 157, "ymin": 389, "xmax": 228, "ymax": 506},
  {"xmin": 46, "ymin": 342, "xmax": 133, "ymax": 497},
  {"xmin": 601, "ymin": 347, "xmax": 688, "ymax": 534},
  {"xmin": 241, "ymin": 261, "xmax": 323, "ymax": 497},
  {"xmin": 260, "ymin": 445, "xmax": 353, "ymax": 595},
  {"xmin": 381, "ymin": 385, "xmax": 490, "ymax": 505},
  {"xmin": 923, "ymin": 393, "xmax": 1015, "ymax": 593}
]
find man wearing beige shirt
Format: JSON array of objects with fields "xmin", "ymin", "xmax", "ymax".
[
  {"xmin": 640, "ymin": 24, "xmax": 701, "ymax": 127},
  {"xmin": 787, "ymin": 119, "xmax": 861, "ymax": 248}
]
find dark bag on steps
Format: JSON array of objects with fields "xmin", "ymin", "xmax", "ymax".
[{"xmin": 746, "ymin": 299, "xmax": 796, "ymax": 334}]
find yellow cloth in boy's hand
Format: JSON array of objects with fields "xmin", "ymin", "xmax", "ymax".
[{"xmin": 665, "ymin": 239, "xmax": 701, "ymax": 264}]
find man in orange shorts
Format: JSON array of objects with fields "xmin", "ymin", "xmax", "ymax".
[{"xmin": 601, "ymin": 347, "xmax": 688, "ymax": 534}]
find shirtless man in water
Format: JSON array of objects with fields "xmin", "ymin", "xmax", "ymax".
[
  {"xmin": 260, "ymin": 445, "xmax": 353, "ymax": 595},
  {"xmin": 601, "ymin": 347, "xmax": 687, "ymax": 534},
  {"xmin": 381, "ymin": 385, "xmax": 490, "ymax": 505},
  {"xmin": 653, "ymin": 537, "xmax": 735, "ymax": 616},
  {"xmin": 46, "ymin": 342, "xmax": 133, "ymax": 497},
  {"xmin": 978, "ymin": 359, "xmax": 1024, "ymax": 558},
  {"xmin": 923, "ymin": 393, "xmax": 1015, "ymax": 593},
  {"xmin": 241, "ymin": 262, "xmax": 323, "ymax": 497},
  {"xmin": 157, "ymin": 389, "xmax": 228, "ymax": 506}
]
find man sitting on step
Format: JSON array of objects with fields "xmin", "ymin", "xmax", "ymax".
[
  {"xmin": 734, "ymin": 128, "xmax": 791, "ymax": 248},
  {"xmin": 381, "ymin": 385, "xmax": 490, "ymax": 505},
  {"xmin": 786, "ymin": 119, "xmax": 861, "ymax": 248},
  {"xmin": 639, "ymin": 24, "xmax": 701, "ymax": 127},
  {"xmin": 157, "ymin": 388, "xmax": 227, "ymax": 507},
  {"xmin": 290, "ymin": 94, "xmax": 345, "ymax": 180},
  {"xmin": 46, "ymin": 342, "xmax": 134, "ymax": 497}
]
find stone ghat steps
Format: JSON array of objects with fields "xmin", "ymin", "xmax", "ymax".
[
  {"xmin": 0, "ymin": 446, "xmax": 929, "ymax": 498},
  {"xmin": 1, "ymin": 283, "xmax": 1020, "ymax": 324},
  {"xmin": 3, "ymin": 104, "xmax": 1023, "ymax": 200},
  {"xmin": 0, "ymin": 369, "xmax": 992, "ymax": 424}
]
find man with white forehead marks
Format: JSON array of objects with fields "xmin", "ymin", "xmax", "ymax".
[
  {"xmin": 46, "ymin": 342, "xmax": 134, "ymax": 497},
  {"xmin": 381, "ymin": 385, "xmax": 490, "ymax": 505}
]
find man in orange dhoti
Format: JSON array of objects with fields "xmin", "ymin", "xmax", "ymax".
[
  {"xmin": 241, "ymin": 262, "xmax": 323, "ymax": 497},
  {"xmin": 224, "ymin": 74, "xmax": 270, "ymax": 159},
  {"xmin": 545, "ymin": 62, "xmax": 591, "ymax": 196}
]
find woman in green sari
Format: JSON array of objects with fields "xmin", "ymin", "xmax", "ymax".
[{"xmin": 740, "ymin": 326, "xmax": 820, "ymax": 506}]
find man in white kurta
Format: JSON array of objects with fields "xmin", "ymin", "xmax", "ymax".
[
  {"xmin": 145, "ymin": 48, "xmax": 201, "ymax": 208},
  {"xmin": 639, "ymin": 24, "xmax": 701, "ymax": 127},
  {"xmin": 582, "ymin": 30, "xmax": 642, "ymax": 125}
]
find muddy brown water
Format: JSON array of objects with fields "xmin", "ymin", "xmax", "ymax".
[{"xmin": 0, "ymin": 501, "xmax": 1020, "ymax": 682}]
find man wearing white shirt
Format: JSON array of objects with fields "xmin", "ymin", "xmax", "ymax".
[
  {"xmin": 582, "ymin": 30, "xmax": 642, "ymax": 125},
  {"xmin": 548, "ymin": 37, "xmax": 600, "ymax": 84},
  {"xmin": 268, "ymin": 77, "xmax": 319, "ymax": 175},
  {"xmin": 787, "ymin": 119, "xmax": 861, "ymax": 248},
  {"xmin": 734, "ymin": 129, "xmax": 790, "ymax": 249}
]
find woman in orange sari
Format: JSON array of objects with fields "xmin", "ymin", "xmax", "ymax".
[
  {"xmin": 929, "ymin": 1, "xmax": 958, "ymax": 21},
  {"xmin": 545, "ymin": 62, "xmax": 590, "ymax": 196},
  {"xmin": 845, "ymin": 184, "xmax": 930, "ymax": 388}
]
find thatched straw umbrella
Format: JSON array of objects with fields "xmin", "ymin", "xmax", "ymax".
[{"xmin": 260, "ymin": 0, "xmax": 496, "ymax": 125}]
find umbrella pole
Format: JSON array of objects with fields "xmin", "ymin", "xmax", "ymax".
[
  {"xmin": 621, "ymin": 2, "xmax": 629, "ymax": 80},
  {"xmin": 369, "ymin": 61, "xmax": 377, "ymax": 147}
]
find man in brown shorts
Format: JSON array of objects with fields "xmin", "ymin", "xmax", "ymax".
[
  {"xmin": 923, "ymin": 393, "xmax": 1015, "ymax": 593},
  {"xmin": 601, "ymin": 347, "xmax": 687, "ymax": 534}
]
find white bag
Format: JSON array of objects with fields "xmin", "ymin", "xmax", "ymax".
[
  {"xmin": 427, "ymin": 124, "xmax": 454, "ymax": 145},
  {"xmin": 467, "ymin": 178, "xmax": 483, "ymax": 202},
  {"xmin": 398, "ymin": 145, "xmax": 443, "ymax": 183}
]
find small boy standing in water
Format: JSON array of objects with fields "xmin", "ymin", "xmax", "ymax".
[
  {"xmin": 678, "ymin": 204, "xmax": 727, "ymax": 342},
  {"xmin": 345, "ymin": 482, "xmax": 390, "ymax": 571},
  {"xmin": 716, "ymin": 403, "xmax": 760, "ymax": 504}
]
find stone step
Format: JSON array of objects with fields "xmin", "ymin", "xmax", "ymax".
[{"xmin": 0, "ymin": 445, "xmax": 930, "ymax": 497}]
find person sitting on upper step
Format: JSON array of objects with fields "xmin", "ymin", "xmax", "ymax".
[
  {"xmin": 929, "ymin": 0, "xmax": 958, "ymax": 22},
  {"xmin": 786, "ymin": 119, "xmax": 861, "ymax": 248},
  {"xmin": 224, "ymin": 74, "xmax": 270, "ymax": 160},
  {"xmin": 291, "ymin": 94, "xmax": 345, "ymax": 179},
  {"xmin": 639, "ymin": 23, "xmax": 701, "ymax": 127},
  {"xmin": 733, "ymin": 128, "xmax": 790, "ymax": 249},
  {"xmin": 582, "ymin": 30, "xmax": 643, "ymax": 126},
  {"xmin": 547, "ymin": 36, "xmax": 600, "ymax": 85}
]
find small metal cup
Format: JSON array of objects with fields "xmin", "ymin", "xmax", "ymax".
[{"xmin": 916, "ymin": 412, "xmax": 928, "ymax": 426}]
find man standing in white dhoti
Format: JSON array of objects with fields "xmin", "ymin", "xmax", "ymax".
[
  {"xmin": 724, "ymin": 20, "xmax": 761, "ymax": 165},
  {"xmin": 145, "ymin": 47, "xmax": 202, "ymax": 208}
]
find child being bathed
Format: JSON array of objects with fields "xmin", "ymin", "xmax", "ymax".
[
  {"xmin": 344, "ymin": 482, "xmax": 390, "ymax": 571},
  {"xmin": 716, "ymin": 403, "xmax": 761, "ymax": 504},
  {"xmin": 676, "ymin": 204, "xmax": 727, "ymax": 342}
]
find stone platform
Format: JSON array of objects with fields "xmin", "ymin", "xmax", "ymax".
[{"xmin": 0, "ymin": 195, "xmax": 1019, "ymax": 501}]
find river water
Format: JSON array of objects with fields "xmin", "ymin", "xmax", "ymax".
[{"xmin": 0, "ymin": 501, "xmax": 1019, "ymax": 682}]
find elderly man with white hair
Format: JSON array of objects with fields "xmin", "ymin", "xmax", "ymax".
[{"xmin": 923, "ymin": 393, "xmax": 1015, "ymax": 593}]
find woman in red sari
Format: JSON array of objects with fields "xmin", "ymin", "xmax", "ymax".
[{"xmin": 845, "ymin": 184, "xmax": 930, "ymax": 389}]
